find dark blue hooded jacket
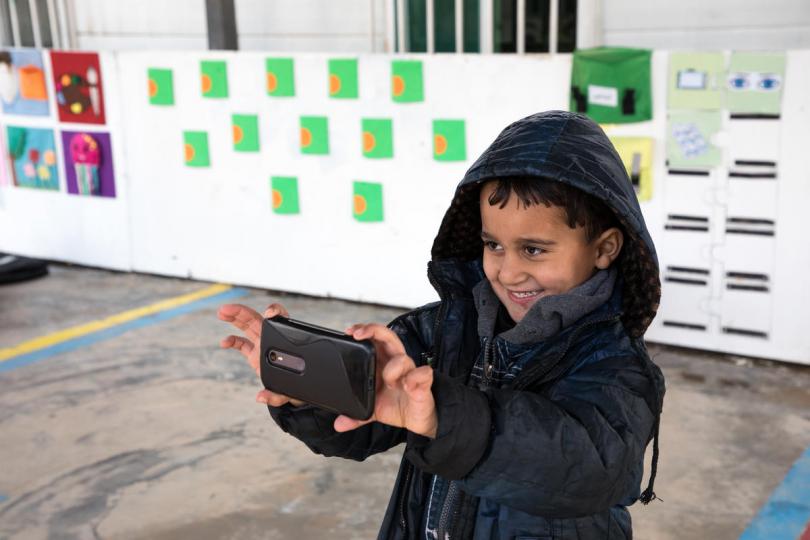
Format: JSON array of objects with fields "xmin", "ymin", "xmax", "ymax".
[{"xmin": 270, "ymin": 111, "xmax": 665, "ymax": 540}]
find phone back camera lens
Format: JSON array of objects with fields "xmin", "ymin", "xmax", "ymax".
[{"xmin": 269, "ymin": 351, "xmax": 278, "ymax": 362}]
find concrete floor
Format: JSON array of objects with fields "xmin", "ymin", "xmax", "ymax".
[{"xmin": 1, "ymin": 264, "xmax": 809, "ymax": 540}]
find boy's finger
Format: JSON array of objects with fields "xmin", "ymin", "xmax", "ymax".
[
  {"xmin": 333, "ymin": 414, "xmax": 374, "ymax": 433},
  {"xmin": 256, "ymin": 389, "xmax": 292, "ymax": 408},
  {"xmin": 381, "ymin": 354, "xmax": 414, "ymax": 389},
  {"xmin": 403, "ymin": 366, "xmax": 433, "ymax": 398},
  {"xmin": 351, "ymin": 324, "xmax": 406, "ymax": 356},
  {"xmin": 217, "ymin": 304, "xmax": 263, "ymax": 342},
  {"xmin": 263, "ymin": 302, "xmax": 290, "ymax": 319},
  {"xmin": 220, "ymin": 335, "xmax": 254, "ymax": 358}
]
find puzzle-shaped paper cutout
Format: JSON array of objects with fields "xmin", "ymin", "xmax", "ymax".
[
  {"xmin": 271, "ymin": 176, "xmax": 300, "ymax": 214},
  {"xmin": 201, "ymin": 60, "xmax": 228, "ymax": 98},
  {"xmin": 391, "ymin": 60, "xmax": 423, "ymax": 103},
  {"xmin": 0, "ymin": 48, "xmax": 49, "ymax": 116},
  {"xmin": 300, "ymin": 116, "xmax": 329, "ymax": 155},
  {"xmin": 362, "ymin": 119, "xmax": 393, "ymax": 158},
  {"xmin": 433, "ymin": 120, "xmax": 466, "ymax": 161},
  {"xmin": 725, "ymin": 52, "xmax": 786, "ymax": 116},
  {"xmin": 266, "ymin": 58, "xmax": 295, "ymax": 97},
  {"xmin": 668, "ymin": 52, "xmax": 724, "ymax": 110},
  {"xmin": 353, "ymin": 181, "xmax": 383, "ymax": 222},
  {"xmin": 667, "ymin": 111, "xmax": 722, "ymax": 169},
  {"xmin": 328, "ymin": 59, "xmax": 358, "ymax": 99},
  {"xmin": 148, "ymin": 68, "xmax": 174, "ymax": 106},
  {"xmin": 183, "ymin": 131, "xmax": 210, "ymax": 167},
  {"xmin": 5, "ymin": 126, "xmax": 59, "ymax": 190},
  {"xmin": 232, "ymin": 114, "xmax": 259, "ymax": 152}
]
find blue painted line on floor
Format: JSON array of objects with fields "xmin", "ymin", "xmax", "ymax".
[
  {"xmin": 0, "ymin": 287, "xmax": 250, "ymax": 374},
  {"xmin": 0, "ymin": 494, "xmax": 7, "ymax": 503},
  {"xmin": 739, "ymin": 445, "xmax": 810, "ymax": 540}
]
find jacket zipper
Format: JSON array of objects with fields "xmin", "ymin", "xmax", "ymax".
[
  {"xmin": 436, "ymin": 481, "xmax": 461, "ymax": 539},
  {"xmin": 479, "ymin": 339, "xmax": 494, "ymax": 390},
  {"xmin": 510, "ymin": 313, "xmax": 621, "ymax": 391},
  {"xmin": 398, "ymin": 462, "xmax": 413, "ymax": 531}
]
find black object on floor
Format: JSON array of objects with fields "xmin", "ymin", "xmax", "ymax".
[{"xmin": 0, "ymin": 253, "xmax": 49, "ymax": 284}]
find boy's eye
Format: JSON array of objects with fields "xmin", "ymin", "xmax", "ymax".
[
  {"xmin": 483, "ymin": 240, "xmax": 501, "ymax": 251},
  {"xmin": 525, "ymin": 246, "xmax": 545, "ymax": 256}
]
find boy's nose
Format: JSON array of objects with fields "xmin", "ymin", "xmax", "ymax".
[{"xmin": 497, "ymin": 252, "xmax": 528, "ymax": 286}]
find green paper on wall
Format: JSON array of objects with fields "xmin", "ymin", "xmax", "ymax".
[
  {"xmin": 611, "ymin": 137, "xmax": 654, "ymax": 202},
  {"xmin": 667, "ymin": 110, "xmax": 722, "ymax": 169},
  {"xmin": 300, "ymin": 116, "xmax": 329, "ymax": 155},
  {"xmin": 201, "ymin": 61, "xmax": 228, "ymax": 98},
  {"xmin": 271, "ymin": 176, "xmax": 300, "ymax": 214},
  {"xmin": 353, "ymin": 181, "xmax": 384, "ymax": 222},
  {"xmin": 184, "ymin": 131, "xmax": 210, "ymax": 167},
  {"xmin": 148, "ymin": 68, "xmax": 174, "ymax": 105},
  {"xmin": 726, "ymin": 52, "xmax": 786, "ymax": 116},
  {"xmin": 433, "ymin": 120, "xmax": 466, "ymax": 161},
  {"xmin": 232, "ymin": 114, "xmax": 259, "ymax": 152},
  {"xmin": 266, "ymin": 58, "xmax": 295, "ymax": 97},
  {"xmin": 570, "ymin": 47, "xmax": 652, "ymax": 123},
  {"xmin": 329, "ymin": 59, "xmax": 358, "ymax": 99},
  {"xmin": 667, "ymin": 52, "xmax": 724, "ymax": 110},
  {"xmin": 391, "ymin": 60, "xmax": 423, "ymax": 103},
  {"xmin": 362, "ymin": 119, "xmax": 393, "ymax": 158}
]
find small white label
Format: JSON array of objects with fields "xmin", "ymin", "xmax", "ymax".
[
  {"xmin": 588, "ymin": 85, "xmax": 618, "ymax": 107},
  {"xmin": 677, "ymin": 70, "xmax": 706, "ymax": 90}
]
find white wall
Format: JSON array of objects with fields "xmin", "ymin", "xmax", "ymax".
[{"xmin": 601, "ymin": 0, "xmax": 810, "ymax": 50}]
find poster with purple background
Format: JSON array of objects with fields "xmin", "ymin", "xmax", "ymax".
[{"xmin": 61, "ymin": 130, "xmax": 115, "ymax": 198}]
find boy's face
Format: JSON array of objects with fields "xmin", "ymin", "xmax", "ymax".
[{"xmin": 479, "ymin": 181, "xmax": 621, "ymax": 323}]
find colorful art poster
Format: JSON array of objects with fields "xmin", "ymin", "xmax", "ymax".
[
  {"xmin": 50, "ymin": 51, "xmax": 106, "ymax": 124},
  {"xmin": 610, "ymin": 137, "xmax": 654, "ymax": 202},
  {"xmin": 726, "ymin": 52, "xmax": 786, "ymax": 116},
  {"xmin": 667, "ymin": 110, "xmax": 722, "ymax": 170},
  {"xmin": 0, "ymin": 126, "xmax": 9, "ymax": 186},
  {"xmin": 667, "ymin": 52, "xmax": 724, "ymax": 110},
  {"xmin": 61, "ymin": 130, "xmax": 115, "ymax": 198},
  {"xmin": 0, "ymin": 49, "xmax": 50, "ymax": 116},
  {"xmin": 5, "ymin": 126, "xmax": 59, "ymax": 190}
]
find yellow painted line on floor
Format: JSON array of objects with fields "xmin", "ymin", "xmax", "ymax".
[{"xmin": 0, "ymin": 283, "xmax": 232, "ymax": 363}]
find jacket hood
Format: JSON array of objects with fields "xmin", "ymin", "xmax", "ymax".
[{"xmin": 430, "ymin": 110, "xmax": 661, "ymax": 337}]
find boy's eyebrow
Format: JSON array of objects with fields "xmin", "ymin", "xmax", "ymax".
[{"xmin": 481, "ymin": 231, "xmax": 557, "ymax": 246}]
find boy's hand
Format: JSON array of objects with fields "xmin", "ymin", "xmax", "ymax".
[
  {"xmin": 336, "ymin": 324, "xmax": 437, "ymax": 439},
  {"xmin": 217, "ymin": 302, "xmax": 305, "ymax": 408}
]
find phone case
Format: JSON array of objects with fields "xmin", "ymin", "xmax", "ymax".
[{"xmin": 259, "ymin": 316, "xmax": 376, "ymax": 420}]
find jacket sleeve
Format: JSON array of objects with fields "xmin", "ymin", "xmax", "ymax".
[
  {"xmin": 267, "ymin": 303, "xmax": 439, "ymax": 461},
  {"xmin": 403, "ymin": 353, "xmax": 664, "ymax": 517}
]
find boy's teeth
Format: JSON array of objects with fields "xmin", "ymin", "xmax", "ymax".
[{"xmin": 513, "ymin": 290, "xmax": 539, "ymax": 298}]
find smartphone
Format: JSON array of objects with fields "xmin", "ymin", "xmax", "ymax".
[{"xmin": 259, "ymin": 316, "xmax": 376, "ymax": 420}]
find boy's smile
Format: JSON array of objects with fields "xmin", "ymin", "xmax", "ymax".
[{"xmin": 479, "ymin": 181, "xmax": 620, "ymax": 323}]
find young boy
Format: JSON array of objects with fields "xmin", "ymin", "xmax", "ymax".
[{"xmin": 219, "ymin": 110, "xmax": 664, "ymax": 539}]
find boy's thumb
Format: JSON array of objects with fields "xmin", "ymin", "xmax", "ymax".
[{"xmin": 404, "ymin": 366, "xmax": 433, "ymax": 395}]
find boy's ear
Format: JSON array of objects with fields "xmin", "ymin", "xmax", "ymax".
[{"xmin": 593, "ymin": 227, "xmax": 624, "ymax": 270}]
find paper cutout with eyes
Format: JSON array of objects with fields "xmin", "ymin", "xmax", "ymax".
[{"xmin": 727, "ymin": 72, "xmax": 782, "ymax": 92}]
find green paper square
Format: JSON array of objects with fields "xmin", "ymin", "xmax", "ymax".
[
  {"xmin": 667, "ymin": 110, "xmax": 722, "ymax": 169},
  {"xmin": 329, "ymin": 59, "xmax": 358, "ymax": 99},
  {"xmin": 300, "ymin": 116, "xmax": 329, "ymax": 155},
  {"xmin": 184, "ymin": 131, "xmax": 210, "ymax": 167},
  {"xmin": 148, "ymin": 68, "xmax": 174, "ymax": 105},
  {"xmin": 271, "ymin": 176, "xmax": 300, "ymax": 214},
  {"xmin": 726, "ymin": 52, "xmax": 786, "ymax": 116},
  {"xmin": 201, "ymin": 60, "xmax": 228, "ymax": 98},
  {"xmin": 232, "ymin": 114, "xmax": 259, "ymax": 152},
  {"xmin": 433, "ymin": 119, "xmax": 466, "ymax": 161},
  {"xmin": 668, "ymin": 52, "xmax": 724, "ymax": 110},
  {"xmin": 361, "ymin": 118, "xmax": 393, "ymax": 158},
  {"xmin": 353, "ymin": 181, "xmax": 384, "ymax": 222},
  {"xmin": 392, "ymin": 60, "xmax": 424, "ymax": 103},
  {"xmin": 266, "ymin": 58, "xmax": 295, "ymax": 97}
]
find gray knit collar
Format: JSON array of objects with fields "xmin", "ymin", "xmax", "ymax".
[{"xmin": 472, "ymin": 266, "xmax": 617, "ymax": 344}]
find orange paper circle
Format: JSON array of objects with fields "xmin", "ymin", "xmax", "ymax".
[
  {"xmin": 329, "ymin": 74, "xmax": 341, "ymax": 95},
  {"xmin": 148, "ymin": 78, "xmax": 158, "ymax": 98},
  {"xmin": 266, "ymin": 72, "xmax": 278, "ymax": 93},
  {"xmin": 201, "ymin": 74, "xmax": 212, "ymax": 94},
  {"xmin": 272, "ymin": 189, "xmax": 283, "ymax": 209},
  {"xmin": 184, "ymin": 143, "xmax": 195, "ymax": 163},
  {"xmin": 354, "ymin": 194, "xmax": 367, "ymax": 215},
  {"xmin": 434, "ymin": 134, "xmax": 448, "ymax": 156},
  {"xmin": 392, "ymin": 75, "xmax": 405, "ymax": 97},
  {"xmin": 362, "ymin": 131, "xmax": 376, "ymax": 153},
  {"xmin": 300, "ymin": 127, "xmax": 312, "ymax": 148},
  {"xmin": 233, "ymin": 124, "xmax": 244, "ymax": 145}
]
